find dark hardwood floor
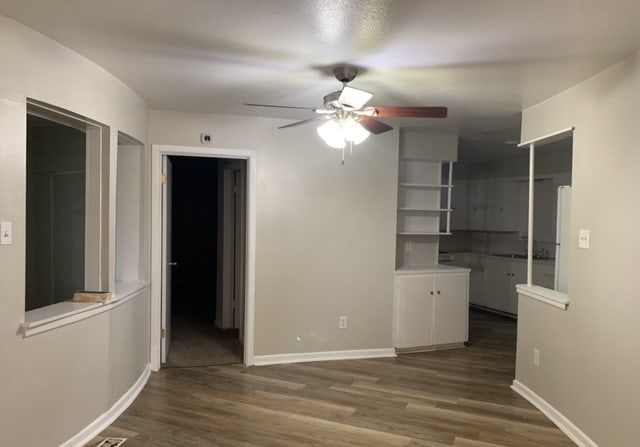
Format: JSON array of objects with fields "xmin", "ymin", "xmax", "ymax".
[{"xmin": 87, "ymin": 310, "xmax": 574, "ymax": 446}]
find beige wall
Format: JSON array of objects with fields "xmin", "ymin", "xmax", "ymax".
[
  {"xmin": 149, "ymin": 110, "xmax": 400, "ymax": 356},
  {"xmin": 516, "ymin": 51, "xmax": 640, "ymax": 445},
  {"xmin": 0, "ymin": 16, "xmax": 149, "ymax": 446}
]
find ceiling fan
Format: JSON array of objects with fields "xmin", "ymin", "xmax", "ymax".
[{"xmin": 245, "ymin": 66, "xmax": 447, "ymax": 152}]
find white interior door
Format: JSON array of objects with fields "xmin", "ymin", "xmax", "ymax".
[
  {"xmin": 232, "ymin": 165, "xmax": 247, "ymax": 345},
  {"xmin": 161, "ymin": 156, "xmax": 173, "ymax": 363},
  {"xmin": 219, "ymin": 160, "xmax": 247, "ymax": 343}
]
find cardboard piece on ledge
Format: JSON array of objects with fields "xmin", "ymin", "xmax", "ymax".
[{"xmin": 72, "ymin": 291, "xmax": 112, "ymax": 304}]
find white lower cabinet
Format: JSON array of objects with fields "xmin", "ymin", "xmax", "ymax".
[
  {"xmin": 395, "ymin": 270, "xmax": 469, "ymax": 350},
  {"xmin": 484, "ymin": 257, "xmax": 526, "ymax": 314}
]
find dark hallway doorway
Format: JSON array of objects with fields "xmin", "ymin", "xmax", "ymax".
[{"xmin": 165, "ymin": 155, "xmax": 243, "ymax": 367}]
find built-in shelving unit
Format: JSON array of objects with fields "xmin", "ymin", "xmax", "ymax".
[
  {"xmin": 393, "ymin": 130, "xmax": 468, "ymax": 354},
  {"xmin": 396, "ymin": 158, "xmax": 454, "ymax": 268},
  {"xmin": 397, "ymin": 159, "xmax": 453, "ymax": 235}
]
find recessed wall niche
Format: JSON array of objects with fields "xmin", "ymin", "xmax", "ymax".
[{"xmin": 116, "ymin": 133, "xmax": 144, "ymax": 285}]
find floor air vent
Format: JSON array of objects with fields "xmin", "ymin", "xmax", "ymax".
[{"xmin": 96, "ymin": 438, "xmax": 127, "ymax": 447}]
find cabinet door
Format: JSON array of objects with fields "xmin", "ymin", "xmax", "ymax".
[
  {"xmin": 396, "ymin": 275, "xmax": 434, "ymax": 348},
  {"xmin": 490, "ymin": 179, "xmax": 519, "ymax": 232},
  {"xmin": 451, "ymin": 179, "xmax": 467, "ymax": 230},
  {"xmin": 467, "ymin": 179, "xmax": 487, "ymax": 231},
  {"xmin": 509, "ymin": 260, "xmax": 527, "ymax": 314},
  {"xmin": 484, "ymin": 257, "xmax": 511, "ymax": 312},
  {"xmin": 433, "ymin": 273, "xmax": 469, "ymax": 344},
  {"xmin": 469, "ymin": 268, "xmax": 486, "ymax": 307}
]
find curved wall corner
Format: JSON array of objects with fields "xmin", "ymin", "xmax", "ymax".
[{"xmin": 0, "ymin": 15, "xmax": 150, "ymax": 447}]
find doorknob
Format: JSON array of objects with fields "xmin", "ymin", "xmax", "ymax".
[{"xmin": 168, "ymin": 261, "xmax": 178, "ymax": 266}]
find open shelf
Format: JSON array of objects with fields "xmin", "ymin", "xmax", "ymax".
[{"xmin": 396, "ymin": 159, "xmax": 455, "ymax": 270}]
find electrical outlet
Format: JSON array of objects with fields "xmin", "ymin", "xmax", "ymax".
[
  {"xmin": 339, "ymin": 316, "xmax": 348, "ymax": 329},
  {"xmin": 533, "ymin": 348, "xmax": 540, "ymax": 366},
  {"xmin": 200, "ymin": 132, "xmax": 213, "ymax": 144}
]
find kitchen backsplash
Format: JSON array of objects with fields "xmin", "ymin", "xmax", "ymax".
[{"xmin": 440, "ymin": 231, "xmax": 556, "ymax": 257}]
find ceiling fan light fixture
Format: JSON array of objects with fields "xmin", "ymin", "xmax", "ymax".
[
  {"xmin": 317, "ymin": 119, "xmax": 346, "ymax": 149},
  {"xmin": 342, "ymin": 116, "xmax": 370, "ymax": 144},
  {"xmin": 317, "ymin": 115, "xmax": 370, "ymax": 149}
]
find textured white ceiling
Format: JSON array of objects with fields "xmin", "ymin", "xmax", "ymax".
[{"xmin": 2, "ymin": 0, "xmax": 640, "ymax": 160}]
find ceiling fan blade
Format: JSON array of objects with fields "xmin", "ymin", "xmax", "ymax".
[
  {"xmin": 278, "ymin": 115, "xmax": 332, "ymax": 129},
  {"xmin": 338, "ymin": 86, "xmax": 373, "ymax": 109},
  {"xmin": 244, "ymin": 102, "xmax": 316, "ymax": 111},
  {"xmin": 359, "ymin": 117, "xmax": 394, "ymax": 135},
  {"xmin": 374, "ymin": 106, "xmax": 448, "ymax": 118}
]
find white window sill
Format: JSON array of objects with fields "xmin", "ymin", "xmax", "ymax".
[
  {"xmin": 21, "ymin": 281, "xmax": 147, "ymax": 337},
  {"xmin": 516, "ymin": 284, "xmax": 569, "ymax": 310}
]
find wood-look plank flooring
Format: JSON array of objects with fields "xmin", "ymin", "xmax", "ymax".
[{"xmin": 87, "ymin": 310, "xmax": 575, "ymax": 446}]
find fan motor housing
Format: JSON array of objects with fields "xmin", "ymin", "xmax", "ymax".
[{"xmin": 333, "ymin": 66, "xmax": 358, "ymax": 84}]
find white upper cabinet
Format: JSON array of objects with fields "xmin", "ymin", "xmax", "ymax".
[
  {"xmin": 450, "ymin": 178, "xmax": 467, "ymax": 231},
  {"xmin": 467, "ymin": 179, "xmax": 488, "ymax": 231},
  {"xmin": 487, "ymin": 178, "xmax": 519, "ymax": 232}
]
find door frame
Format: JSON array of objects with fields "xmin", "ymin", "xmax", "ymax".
[
  {"xmin": 217, "ymin": 160, "xmax": 246, "ymax": 334},
  {"xmin": 150, "ymin": 144, "xmax": 257, "ymax": 370}
]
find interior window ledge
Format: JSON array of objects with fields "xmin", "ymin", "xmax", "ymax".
[
  {"xmin": 21, "ymin": 281, "xmax": 147, "ymax": 337},
  {"xmin": 516, "ymin": 284, "xmax": 569, "ymax": 310}
]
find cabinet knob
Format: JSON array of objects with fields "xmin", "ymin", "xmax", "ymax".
[
  {"xmin": 430, "ymin": 291, "xmax": 434, "ymax": 295},
  {"xmin": 437, "ymin": 290, "xmax": 441, "ymax": 294}
]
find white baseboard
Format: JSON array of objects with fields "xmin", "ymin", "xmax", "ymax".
[
  {"xmin": 253, "ymin": 348, "xmax": 396, "ymax": 366},
  {"xmin": 511, "ymin": 380, "xmax": 597, "ymax": 447},
  {"xmin": 60, "ymin": 365, "xmax": 151, "ymax": 447}
]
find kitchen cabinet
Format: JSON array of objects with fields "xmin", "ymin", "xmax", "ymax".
[
  {"xmin": 394, "ymin": 269, "xmax": 469, "ymax": 350},
  {"xmin": 467, "ymin": 179, "xmax": 487, "ymax": 231},
  {"xmin": 484, "ymin": 256, "xmax": 525, "ymax": 314},
  {"xmin": 482, "ymin": 256, "xmax": 555, "ymax": 315},
  {"xmin": 469, "ymin": 258, "xmax": 486, "ymax": 307},
  {"xmin": 450, "ymin": 179, "xmax": 467, "ymax": 231},
  {"xmin": 487, "ymin": 179, "xmax": 518, "ymax": 232},
  {"xmin": 433, "ymin": 273, "xmax": 470, "ymax": 345},
  {"xmin": 466, "ymin": 178, "xmax": 519, "ymax": 232},
  {"xmin": 448, "ymin": 253, "xmax": 486, "ymax": 307}
]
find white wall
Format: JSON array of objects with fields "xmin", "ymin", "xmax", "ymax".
[
  {"xmin": 149, "ymin": 110, "xmax": 399, "ymax": 357},
  {"xmin": 0, "ymin": 15, "xmax": 149, "ymax": 446},
  {"xmin": 516, "ymin": 51, "xmax": 640, "ymax": 446}
]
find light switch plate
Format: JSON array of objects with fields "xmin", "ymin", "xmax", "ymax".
[
  {"xmin": 0, "ymin": 221, "xmax": 12, "ymax": 245},
  {"xmin": 578, "ymin": 229, "xmax": 590, "ymax": 249}
]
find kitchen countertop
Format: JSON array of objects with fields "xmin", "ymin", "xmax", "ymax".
[
  {"xmin": 396, "ymin": 264, "xmax": 471, "ymax": 275},
  {"xmin": 440, "ymin": 251, "xmax": 555, "ymax": 265}
]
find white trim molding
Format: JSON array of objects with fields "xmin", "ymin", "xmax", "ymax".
[
  {"xmin": 512, "ymin": 380, "xmax": 598, "ymax": 447},
  {"xmin": 22, "ymin": 283, "xmax": 147, "ymax": 337},
  {"xmin": 253, "ymin": 348, "xmax": 396, "ymax": 366},
  {"xmin": 516, "ymin": 284, "xmax": 569, "ymax": 310},
  {"xmin": 150, "ymin": 144, "xmax": 257, "ymax": 370},
  {"xmin": 518, "ymin": 126, "xmax": 575, "ymax": 148},
  {"xmin": 59, "ymin": 365, "xmax": 151, "ymax": 447}
]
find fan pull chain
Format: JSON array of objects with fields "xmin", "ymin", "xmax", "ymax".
[{"xmin": 341, "ymin": 147, "xmax": 345, "ymax": 165}]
